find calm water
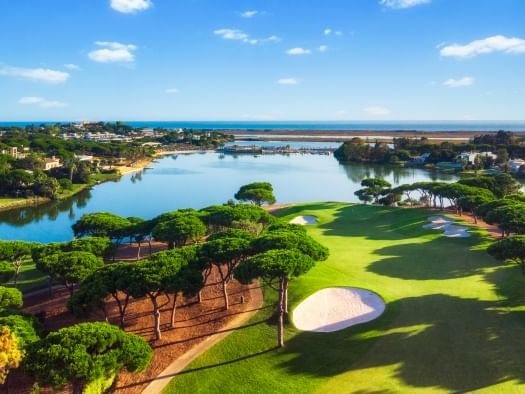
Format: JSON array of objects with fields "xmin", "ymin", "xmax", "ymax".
[
  {"xmin": 224, "ymin": 141, "xmax": 342, "ymax": 149},
  {"xmin": 0, "ymin": 152, "xmax": 457, "ymax": 243},
  {"xmin": 2, "ymin": 121, "xmax": 525, "ymax": 132}
]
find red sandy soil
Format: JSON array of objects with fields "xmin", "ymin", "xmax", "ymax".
[
  {"xmin": 3, "ymin": 265, "xmax": 263, "ymax": 394},
  {"xmin": 114, "ymin": 241, "xmax": 167, "ymax": 260}
]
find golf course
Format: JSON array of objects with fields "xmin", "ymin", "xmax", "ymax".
[{"xmin": 163, "ymin": 203, "xmax": 525, "ymax": 393}]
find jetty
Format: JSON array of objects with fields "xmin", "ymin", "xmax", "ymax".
[{"xmin": 218, "ymin": 144, "xmax": 335, "ymax": 155}]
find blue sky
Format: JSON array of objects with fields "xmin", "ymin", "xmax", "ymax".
[{"xmin": 0, "ymin": 0, "xmax": 524, "ymax": 121}]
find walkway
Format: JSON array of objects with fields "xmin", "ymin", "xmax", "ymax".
[{"xmin": 141, "ymin": 284, "xmax": 263, "ymax": 394}]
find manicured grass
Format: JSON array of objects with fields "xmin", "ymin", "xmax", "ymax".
[
  {"xmin": 4, "ymin": 260, "xmax": 49, "ymax": 293},
  {"xmin": 163, "ymin": 203, "xmax": 525, "ymax": 393},
  {"xmin": 0, "ymin": 196, "xmax": 45, "ymax": 210}
]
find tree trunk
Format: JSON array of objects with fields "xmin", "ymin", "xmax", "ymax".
[
  {"xmin": 473, "ymin": 214, "xmax": 478, "ymax": 224},
  {"xmin": 148, "ymin": 239, "xmax": 153, "ymax": 256},
  {"xmin": 283, "ymin": 277, "xmax": 289, "ymax": 314},
  {"xmin": 149, "ymin": 294, "xmax": 162, "ymax": 340},
  {"xmin": 197, "ymin": 290, "xmax": 202, "ymax": 303},
  {"xmin": 217, "ymin": 265, "xmax": 229, "ymax": 310},
  {"xmin": 136, "ymin": 241, "xmax": 141, "ymax": 260},
  {"xmin": 170, "ymin": 293, "xmax": 178, "ymax": 328},
  {"xmin": 102, "ymin": 303, "xmax": 109, "ymax": 323},
  {"xmin": 277, "ymin": 277, "xmax": 285, "ymax": 348},
  {"xmin": 222, "ymin": 281, "xmax": 229, "ymax": 310},
  {"xmin": 72, "ymin": 381, "xmax": 84, "ymax": 394},
  {"xmin": 13, "ymin": 259, "xmax": 22, "ymax": 285},
  {"xmin": 168, "ymin": 240, "xmax": 174, "ymax": 249},
  {"xmin": 114, "ymin": 294, "xmax": 129, "ymax": 329},
  {"xmin": 66, "ymin": 283, "xmax": 75, "ymax": 297}
]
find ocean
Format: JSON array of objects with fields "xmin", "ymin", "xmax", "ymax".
[{"xmin": 1, "ymin": 121, "xmax": 525, "ymax": 132}]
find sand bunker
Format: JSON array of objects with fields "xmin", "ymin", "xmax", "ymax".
[
  {"xmin": 443, "ymin": 224, "xmax": 470, "ymax": 238},
  {"xmin": 423, "ymin": 216, "xmax": 470, "ymax": 238},
  {"xmin": 293, "ymin": 287, "xmax": 385, "ymax": 333},
  {"xmin": 289, "ymin": 215, "xmax": 318, "ymax": 225}
]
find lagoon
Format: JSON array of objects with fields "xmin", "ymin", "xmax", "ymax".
[{"xmin": 0, "ymin": 152, "xmax": 457, "ymax": 243}]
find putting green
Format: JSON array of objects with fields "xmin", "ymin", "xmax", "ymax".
[{"xmin": 164, "ymin": 203, "xmax": 525, "ymax": 393}]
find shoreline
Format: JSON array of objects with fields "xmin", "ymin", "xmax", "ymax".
[
  {"xmin": 0, "ymin": 172, "xmax": 121, "ymax": 213},
  {"xmin": 222, "ymin": 129, "xmax": 513, "ymax": 143}
]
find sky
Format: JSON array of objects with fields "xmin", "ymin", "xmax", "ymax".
[{"xmin": 0, "ymin": 0, "xmax": 524, "ymax": 122}]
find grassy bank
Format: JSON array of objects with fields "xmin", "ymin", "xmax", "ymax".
[
  {"xmin": 4, "ymin": 260, "xmax": 49, "ymax": 294},
  {"xmin": 164, "ymin": 203, "xmax": 525, "ymax": 393},
  {"xmin": 0, "ymin": 172, "xmax": 121, "ymax": 212}
]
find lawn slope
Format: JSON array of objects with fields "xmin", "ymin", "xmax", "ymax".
[{"xmin": 164, "ymin": 203, "xmax": 525, "ymax": 393}]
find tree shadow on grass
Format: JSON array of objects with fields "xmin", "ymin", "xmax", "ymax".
[
  {"xmin": 367, "ymin": 237, "xmax": 495, "ymax": 280},
  {"xmin": 318, "ymin": 204, "xmax": 433, "ymax": 241},
  {"xmin": 484, "ymin": 265, "xmax": 525, "ymax": 306},
  {"xmin": 280, "ymin": 294, "xmax": 525, "ymax": 392},
  {"xmin": 315, "ymin": 204, "xmax": 488, "ymax": 245},
  {"xmin": 273, "ymin": 202, "xmax": 343, "ymax": 219}
]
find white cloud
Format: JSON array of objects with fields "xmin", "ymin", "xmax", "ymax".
[
  {"xmin": 443, "ymin": 76, "xmax": 475, "ymax": 88},
  {"xmin": 286, "ymin": 47, "xmax": 311, "ymax": 56},
  {"xmin": 363, "ymin": 106, "xmax": 391, "ymax": 116},
  {"xmin": 213, "ymin": 29, "xmax": 279, "ymax": 45},
  {"xmin": 18, "ymin": 96, "xmax": 67, "ymax": 108},
  {"xmin": 278, "ymin": 78, "xmax": 300, "ymax": 85},
  {"xmin": 324, "ymin": 28, "xmax": 343, "ymax": 36},
  {"xmin": 440, "ymin": 35, "xmax": 525, "ymax": 59},
  {"xmin": 214, "ymin": 29, "xmax": 249, "ymax": 41},
  {"xmin": 0, "ymin": 66, "xmax": 70, "ymax": 83},
  {"xmin": 265, "ymin": 36, "xmax": 280, "ymax": 43},
  {"xmin": 110, "ymin": 0, "xmax": 152, "ymax": 13},
  {"xmin": 165, "ymin": 88, "xmax": 180, "ymax": 94},
  {"xmin": 88, "ymin": 41, "xmax": 137, "ymax": 63},
  {"xmin": 64, "ymin": 63, "xmax": 80, "ymax": 70},
  {"xmin": 380, "ymin": 0, "xmax": 431, "ymax": 9},
  {"xmin": 240, "ymin": 10, "xmax": 258, "ymax": 18},
  {"xmin": 318, "ymin": 45, "xmax": 328, "ymax": 52}
]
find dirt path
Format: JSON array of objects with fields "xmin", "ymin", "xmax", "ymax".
[{"xmin": 140, "ymin": 283, "xmax": 263, "ymax": 394}]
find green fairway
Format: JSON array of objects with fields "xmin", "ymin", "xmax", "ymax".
[
  {"xmin": 164, "ymin": 203, "xmax": 525, "ymax": 393},
  {"xmin": 4, "ymin": 260, "xmax": 49, "ymax": 293}
]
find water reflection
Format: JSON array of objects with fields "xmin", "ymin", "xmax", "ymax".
[
  {"xmin": 0, "ymin": 189, "xmax": 93, "ymax": 227},
  {"xmin": 340, "ymin": 163, "xmax": 456, "ymax": 184},
  {"xmin": 0, "ymin": 152, "xmax": 458, "ymax": 242}
]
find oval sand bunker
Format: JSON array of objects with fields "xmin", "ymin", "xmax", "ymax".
[
  {"xmin": 289, "ymin": 215, "xmax": 318, "ymax": 225},
  {"xmin": 293, "ymin": 287, "xmax": 385, "ymax": 333}
]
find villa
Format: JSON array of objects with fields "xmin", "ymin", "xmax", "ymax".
[
  {"xmin": 43, "ymin": 156, "xmax": 62, "ymax": 171},
  {"xmin": 458, "ymin": 151, "xmax": 497, "ymax": 165}
]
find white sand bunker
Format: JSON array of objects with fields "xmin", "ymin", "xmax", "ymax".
[
  {"xmin": 293, "ymin": 287, "xmax": 385, "ymax": 333},
  {"xmin": 423, "ymin": 216, "xmax": 454, "ymax": 229},
  {"xmin": 423, "ymin": 216, "xmax": 470, "ymax": 238},
  {"xmin": 289, "ymin": 215, "xmax": 318, "ymax": 225},
  {"xmin": 443, "ymin": 224, "xmax": 470, "ymax": 238}
]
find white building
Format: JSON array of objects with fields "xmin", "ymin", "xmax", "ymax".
[
  {"xmin": 43, "ymin": 156, "xmax": 62, "ymax": 171},
  {"xmin": 508, "ymin": 159, "xmax": 525, "ymax": 173},
  {"xmin": 458, "ymin": 151, "xmax": 497, "ymax": 165}
]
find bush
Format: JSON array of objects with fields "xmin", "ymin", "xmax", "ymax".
[{"xmin": 58, "ymin": 178, "xmax": 73, "ymax": 190}]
